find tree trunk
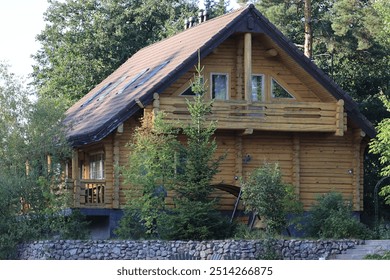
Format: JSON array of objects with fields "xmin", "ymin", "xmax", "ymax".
[{"xmin": 304, "ymin": 0, "xmax": 313, "ymax": 59}]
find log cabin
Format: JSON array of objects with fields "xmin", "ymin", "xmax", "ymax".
[{"xmin": 63, "ymin": 4, "xmax": 375, "ymax": 237}]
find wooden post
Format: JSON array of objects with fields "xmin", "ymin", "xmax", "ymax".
[
  {"xmin": 292, "ymin": 133, "xmax": 300, "ymax": 197},
  {"xmin": 25, "ymin": 160, "xmax": 30, "ymax": 176},
  {"xmin": 244, "ymin": 33, "xmax": 252, "ymax": 102},
  {"xmin": 352, "ymin": 129, "xmax": 362, "ymax": 211},
  {"xmin": 153, "ymin": 92, "xmax": 160, "ymax": 119},
  {"xmin": 235, "ymin": 134, "xmax": 243, "ymax": 182},
  {"xmin": 47, "ymin": 154, "xmax": 52, "ymax": 174},
  {"xmin": 72, "ymin": 149, "xmax": 80, "ymax": 207},
  {"xmin": 335, "ymin": 99, "xmax": 344, "ymax": 136},
  {"xmin": 113, "ymin": 132, "xmax": 121, "ymax": 209},
  {"xmin": 236, "ymin": 36, "xmax": 244, "ymax": 100}
]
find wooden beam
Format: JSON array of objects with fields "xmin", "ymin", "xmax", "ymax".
[
  {"xmin": 47, "ymin": 154, "xmax": 52, "ymax": 174},
  {"xmin": 236, "ymin": 37, "xmax": 244, "ymax": 100},
  {"xmin": 242, "ymin": 128, "xmax": 253, "ymax": 135},
  {"xmin": 335, "ymin": 99, "xmax": 344, "ymax": 136},
  {"xmin": 71, "ymin": 149, "xmax": 80, "ymax": 207},
  {"xmin": 352, "ymin": 129, "xmax": 362, "ymax": 211},
  {"xmin": 25, "ymin": 160, "xmax": 30, "ymax": 176},
  {"xmin": 113, "ymin": 132, "xmax": 121, "ymax": 209},
  {"xmin": 117, "ymin": 123, "xmax": 124, "ymax": 133},
  {"xmin": 265, "ymin": 48, "xmax": 278, "ymax": 57},
  {"xmin": 292, "ymin": 133, "xmax": 300, "ymax": 197},
  {"xmin": 235, "ymin": 134, "xmax": 243, "ymax": 181},
  {"xmin": 153, "ymin": 92, "xmax": 160, "ymax": 116},
  {"xmin": 244, "ymin": 33, "xmax": 252, "ymax": 102},
  {"xmin": 135, "ymin": 98, "xmax": 144, "ymax": 108}
]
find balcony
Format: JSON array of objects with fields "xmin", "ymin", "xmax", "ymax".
[
  {"xmin": 78, "ymin": 179, "xmax": 106, "ymax": 207},
  {"xmin": 159, "ymin": 97, "xmax": 345, "ymax": 135}
]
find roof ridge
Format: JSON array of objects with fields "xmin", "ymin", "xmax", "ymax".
[{"xmin": 134, "ymin": 5, "xmax": 250, "ymax": 54}]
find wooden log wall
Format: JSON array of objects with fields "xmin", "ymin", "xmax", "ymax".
[{"xmin": 71, "ymin": 33, "xmax": 366, "ymax": 213}]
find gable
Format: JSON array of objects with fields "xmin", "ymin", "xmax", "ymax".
[{"xmin": 63, "ymin": 4, "xmax": 375, "ymax": 147}]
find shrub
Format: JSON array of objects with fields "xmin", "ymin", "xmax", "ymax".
[
  {"xmin": 364, "ymin": 251, "xmax": 390, "ymax": 260},
  {"xmin": 241, "ymin": 163, "xmax": 303, "ymax": 235},
  {"xmin": 306, "ymin": 192, "xmax": 372, "ymax": 239}
]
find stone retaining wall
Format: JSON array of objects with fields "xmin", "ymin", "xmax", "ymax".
[{"xmin": 18, "ymin": 239, "xmax": 363, "ymax": 260}]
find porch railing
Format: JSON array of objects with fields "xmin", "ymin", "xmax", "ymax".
[{"xmin": 80, "ymin": 179, "xmax": 106, "ymax": 206}]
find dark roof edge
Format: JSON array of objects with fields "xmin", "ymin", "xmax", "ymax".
[
  {"xmin": 69, "ymin": 4, "xmax": 375, "ymax": 146},
  {"xmin": 69, "ymin": 7, "xmax": 253, "ymax": 147}
]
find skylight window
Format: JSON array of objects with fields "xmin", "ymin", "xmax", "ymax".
[
  {"xmin": 97, "ymin": 75, "xmax": 128, "ymax": 101},
  {"xmin": 135, "ymin": 60, "xmax": 170, "ymax": 88},
  {"xmin": 81, "ymin": 82, "xmax": 112, "ymax": 107},
  {"xmin": 117, "ymin": 68, "xmax": 149, "ymax": 95}
]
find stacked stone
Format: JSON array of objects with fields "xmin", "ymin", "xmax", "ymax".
[{"xmin": 17, "ymin": 239, "xmax": 363, "ymax": 260}]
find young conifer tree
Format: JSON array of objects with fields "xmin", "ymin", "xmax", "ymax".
[{"xmin": 159, "ymin": 60, "xmax": 232, "ymax": 240}]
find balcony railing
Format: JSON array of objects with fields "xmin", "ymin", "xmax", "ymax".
[
  {"xmin": 159, "ymin": 98, "xmax": 344, "ymax": 135},
  {"xmin": 79, "ymin": 179, "xmax": 106, "ymax": 206}
]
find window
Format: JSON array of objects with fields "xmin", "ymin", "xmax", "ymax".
[
  {"xmin": 271, "ymin": 78, "xmax": 294, "ymax": 99},
  {"xmin": 211, "ymin": 73, "xmax": 228, "ymax": 100},
  {"xmin": 81, "ymin": 82, "xmax": 112, "ymax": 107},
  {"xmin": 180, "ymin": 86, "xmax": 196, "ymax": 96},
  {"xmin": 89, "ymin": 153, "xmax": 104, "ymax": 179},
  {"xmin": 251, "ymin": 75, "xmax": 265, "ymax": 102},
  {"xmin": 117, "ymin": 68, "xmax": 148, "ymax": 95}
]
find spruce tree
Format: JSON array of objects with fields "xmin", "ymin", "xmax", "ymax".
[{"xmin": 159, "ymin": 63, "xmax": 232, "ymax": 240}]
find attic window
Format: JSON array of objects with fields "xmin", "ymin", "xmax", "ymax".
[
  {"xmin": 180, "ymin": 77, "xmax": 204, "ymax": 96},
  {"xmin": 180, "ymin": 86, "xmax": 196, "ymax": 96},
  {"xmin": 271, "ymin": 78, "xmax": 294, "ymax": 99},
  {"xmin": 251, "ymin": 74, "xmax": 265, "ymax": 102},
  {"xmin": 117, "ymin": 68, "xmax": 149, "ymax": 95},
  {"xmin": 211, "ymin": 73, "xmax": 228, "ymax": 100},
  {"xmin": 81, "ymin": 82, "xmax": 112, "ymax": 107}
]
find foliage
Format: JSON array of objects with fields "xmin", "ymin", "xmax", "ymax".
[
  {"xmin": 370, "ymin": 95, "xmax": 390, "ymax": 205},
  {"xmin": 305, "ymin": 192, "xmax": 372, "ymax": 239},
  {"xmin": 256, "ymin": 237, "xmax": 283, "ymax": 260},
  {"xmin": 32, "ymin": 0, "xmax": 198, "ymax": 102},
  {"xmin": 241, "ymin": 163, "xmax": 303, "ymax": 235},
  {"xmin": 241, "ymin": 0, "xmax": 390, "ymax": 226},
  {"xmin": 364, "ymin": 251, "xmax": 390, "ymax": 260},
  {"xmin": 204, "ymin": 0, "xmax": 230, "ymax": 18},
  {"xmin": 115, "ymin": 113, "xmax": 178, "ymax": 239},
  {"xmin": 159, "ymin": 64, "xmax": 233, "ymax": 240},
  {"xmin": 117, "ymin": 62, "xmax": 234, "ymax": 240},
  {"xmin": 0, "ymin": 63, "xmax": 85, "ymax": 259}
]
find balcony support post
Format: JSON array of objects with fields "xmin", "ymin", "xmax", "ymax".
[
  {"xmin": 244, "ymin": 33, "xmax": 252, "ymax": 103},
  {"xmin": 72, "ymin": 149, "xmax": 80, "ymax": 207}
]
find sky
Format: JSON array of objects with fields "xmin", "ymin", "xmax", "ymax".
[
  {"xmin": 0, "ymin": 0, "xmax": 49, "ymax": 79},
  {"xmin": 0, "ymin": 0, "xmax": 239, "ymax": 80}
]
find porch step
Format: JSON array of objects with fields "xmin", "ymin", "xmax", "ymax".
[{"xmin": 333, "ymin": 240, "xmax": 390, "ymax": 260}]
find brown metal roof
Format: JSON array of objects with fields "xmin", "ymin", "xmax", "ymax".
[{"xmin": 63, "ymin": 4, "xmax": 375, "ymax": 147}]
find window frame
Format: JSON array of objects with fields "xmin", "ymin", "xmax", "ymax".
[
  {"xmin": 210, "ymin": 72, "xmax": 229, "ymax": 100},
  {"xmin": 88, "ymin": 152, "xmax": 105, "ymax": 180},
  {"xmin": 251, "ymin": 74, "xmax": 265, "ymax": 102},
  {"xmin": 270, "ymin": 77, "xmax": 295, "ymax": 100}
]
